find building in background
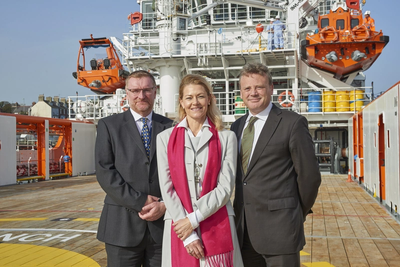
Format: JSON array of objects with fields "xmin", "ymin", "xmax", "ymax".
[{"xmin": 30, "ymin": 95, "xmax": 69, "ymax": 119}]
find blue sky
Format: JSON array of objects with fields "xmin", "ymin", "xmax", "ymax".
[{"xmin": 1, "ymin": 0, "xmax": 398, "ymax": 105}]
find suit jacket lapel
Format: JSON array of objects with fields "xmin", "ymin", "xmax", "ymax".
[
  {"xmin": 234, "ymin": 114, "xmax": 248, "ymax": 177},
  {"xmin": 246, "ymin": 105, "xmax": 282, "ymax": 177},
  {"xmin": 184, "ymin": 132, "xmax": 192, "ymax": 150},
  {"xmin": 150, "ymin": 113, "xmax": 170, "ymax": 162},
  {"xmin": 182, "ymin": 126, "xmax": 212, "ymax": 152},
  {"xmin": 197, "ymin": 127, "xmax": 213, "ymax": 152},
  {"xmin": 235, "ymin": 114, "xmax": 248, "ymax": 144},
  {"xmin": 123, "ymin": 111, "xmax": 148, "ymax": 158}
]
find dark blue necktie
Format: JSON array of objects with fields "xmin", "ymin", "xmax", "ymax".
[{"xmin": 140, "ymin": 117, "xmax": 151, "ymax": 159}]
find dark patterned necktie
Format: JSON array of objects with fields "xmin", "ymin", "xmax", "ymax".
[
  {"xmin": 140, "ymin": 117, "xmax": 151, "ymax": 159},
  {"xmin": 241, "ymin": 116, "xmax": 258, "ymax": 174}
]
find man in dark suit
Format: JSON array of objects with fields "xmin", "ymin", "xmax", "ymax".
[
  {"xmin": 231, "ymin": 63, "xmax": 321, "ymax": 266},
  {"xmin": 95, "ymin": 70, "xmax": 173, "ymax": 267}
]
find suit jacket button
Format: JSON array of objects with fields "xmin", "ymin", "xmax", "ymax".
[
  {"xmin": 145, "ymin": 162, "xmax": 149, "ymax": 165},
  {"xmin": 149, "ymin": 179, "xmax": 153, "ymax": 183},
  {"xmin": 243, "ymin": 182, "xmax": 247, "ymax": 185}
]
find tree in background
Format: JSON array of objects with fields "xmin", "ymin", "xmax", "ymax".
[{"xmin": 0, "ymin": 101, "xmax": 12, "ymax": 113}]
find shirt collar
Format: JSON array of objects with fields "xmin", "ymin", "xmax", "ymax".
[
  {"xmin": 247, "ymin": 102, "xmax": 272, "ymax": 123},
  {"xmin": 177, "ymin": 117, "xmax": 210, "ymax": 137},
  {"xmin": 130, "ymin": 109, "xmax": 153, "ymax": 122}
]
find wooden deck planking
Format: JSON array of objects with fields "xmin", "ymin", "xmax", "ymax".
[{"xmin": 1, "ymin": 174, "xmax": 400, "ymax": 266}]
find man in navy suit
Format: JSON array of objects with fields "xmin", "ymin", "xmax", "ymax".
[{"xmin": 95, "ymin": 70, "xmax": 173, "ymax": 267}]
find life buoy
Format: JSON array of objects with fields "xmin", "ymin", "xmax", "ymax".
[
  {"xmin": 278, "ymin": 91, "xmax": 295, "ymax": 107},
  {"xmin": 128, "ymin": 12, "xmax": 143, "ymax": 25},
  {"xmin": 319, "ymin": 26, "xmax": 338, "ymax": 42},
  {"xmin": 351, "ymin": 24, "xmax": 370, "ymax": 42}
]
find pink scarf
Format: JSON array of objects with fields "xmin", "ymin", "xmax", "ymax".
[{"xmin": 167, "ymin": 119, "xmax": 233, "ymax": 267}]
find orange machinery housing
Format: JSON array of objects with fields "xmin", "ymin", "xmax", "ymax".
[
  {"xmin": 1, "ymin": 113, "xmax": 92, "ymax": 181},
  {"xmin": 72, "ymin": 35, "xmax": 129, "ymax": 94},
  {"xmin": 301, "ymin": 5, "xmax": 389, "ymax": 79}
]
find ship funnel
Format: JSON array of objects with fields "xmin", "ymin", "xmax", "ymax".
[
  {"xmin": 351, "ymin": 50, "xmax": 366, "ymax": 62},
  {"xmin": 326, "ymin": 51, "xmax": 338, "ymax": 62}
]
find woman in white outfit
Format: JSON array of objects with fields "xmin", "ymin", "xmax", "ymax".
[{"xmin": 157, "ymin": 74, "xmax": 243, "ymax": 267}]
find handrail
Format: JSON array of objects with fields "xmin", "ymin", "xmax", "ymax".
[
  {"xmin": 67, "ymin": 85, "xmax": 373, "ymax": 121},
  {"xmin": 120, "ymin": 23, "xmax": 297, "ymax": 59}
]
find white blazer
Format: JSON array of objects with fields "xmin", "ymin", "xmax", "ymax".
[
  {"xmin": 157, "ymin": 127, "xmax": 237, "ymax": 223},
  {"xmin": 156, "ymin": 126, "xmax": 244, "ymax": 267}
]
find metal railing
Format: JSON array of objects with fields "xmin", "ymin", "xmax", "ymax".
[
  {"xmin": 67, "ymin": 86, "xmax": 372, "ymax": 121},
  {"xmin": 122, "ymin": 23, "xmax": 297, "ymax": 59},
  {"xmin": 222, "ymin": 86, "xmax": 372, "ymax": 116},
  {"xmin": 67, "ymin": 93, "xmax": 163, "ymax": 121}
]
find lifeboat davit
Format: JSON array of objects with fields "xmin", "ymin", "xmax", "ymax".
[
  {"xmin": 301, "ymin": 5, "xmax": 389, "ymax": 79},
  {"xmin": 72, "ymin": 35, "xmax": 129, "ymax": 94}
]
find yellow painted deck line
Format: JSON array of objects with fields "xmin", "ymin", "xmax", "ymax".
[
  {"xmin": 300, "ymin": 250, "xmax": 310, "ymax": 256},
  {"xmin": 0, "ymin": 218, "xmax": 47, "ymax": 221},
  {"xmin": 73, "ymin": 218, "xmax": 100, "ymax": 222},
  {"xmin": 302, "ymin": 263, "xmax": 335, "ymax": 267}
]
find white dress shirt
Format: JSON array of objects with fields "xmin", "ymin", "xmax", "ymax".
[
  {"xmin": 130, "ymin": 109, "xmax": 153, "ymax": 133},
  {"xmin": 177, "ymin": 117, "xmax": 210, "ymax": 138}
]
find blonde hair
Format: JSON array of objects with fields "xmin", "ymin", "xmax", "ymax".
[{"xmin": 178, "ymin": 74, "xmax": 223, "ymax": 131}]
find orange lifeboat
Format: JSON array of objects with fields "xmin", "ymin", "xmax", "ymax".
[
  {"xmin": 301, "ymin": 4, "xmax": 389, "ymax": 79},
  {"xmin": 72, "ymin": 35, "xmax": 129, "ymax": 94}
]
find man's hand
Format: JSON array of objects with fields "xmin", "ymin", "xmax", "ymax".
[
  {"xmin": 139, "ymin": 201, "xmax": 166, "ymax": 221},
  {"xmin": 185, "ymin": 239, "xmax": 204, "ymax": 259},
  {"xmin": 173, "ymin": 217, "xmax": 194, "ymax": 241},
  {"xmin": 144, "ymin": 195, "xmax": 159, "ymax": 206}
]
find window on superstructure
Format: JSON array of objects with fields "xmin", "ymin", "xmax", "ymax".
[
  {"xmin": 215, "ymin": 4, "xmax": 229, "ymax": 21},
  {"xmin": 142, "ymin": 1, "xmax": 155, "ymax": 30},
  {"xmin": 231, "ymin": 4, "xmax": 247, "ymax": 20},
  {"xmin": 190, "ymin": 0, "xmax": 207, "ymax": 27},
  {"xmin": 192, "ymin": 0, "xmax": 207, "ymax": 9},
  {"xmin": 249, "ymin": 7, "xmax": 265, "ymax": 20},
  {"xmin": 190, "ymin": 0, "xmax": 207, "ymax": 19},
  {"xmin": 270, "ymin": 11, "xmax": 278, "ymax": 19},
  {"xmin": 318, "ymin": 0, "xmax": 333, "ymax": 15},
  {"xmin": 336, "ymin": 19, "xmax": 344, "ymax": 30},
  {"xmin": 351, "ymin": 18, "xmax": 359, "ymax": 29},
  {"xmin": 190, "ymin": 0, "xmax": 198, "ymax": 13},
  {"xmin": 321, "ymin": 18, "xmax": 329, "ymax": 28}
]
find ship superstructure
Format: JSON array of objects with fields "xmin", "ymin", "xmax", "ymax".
[{"xmin": 68, "ymin": 0, "xmax": 388, "ymax": 174}]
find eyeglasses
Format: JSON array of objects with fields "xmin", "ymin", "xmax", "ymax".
[{"xmin": 126, "ymin": 88, "xmax": 155, "ymax": 96}]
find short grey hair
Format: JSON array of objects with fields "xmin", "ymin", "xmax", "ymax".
[{"xmin": 125, "ymin": 70, "xmax": 156, "ymax": 89}]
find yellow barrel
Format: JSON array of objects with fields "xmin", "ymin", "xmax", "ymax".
[
  {"xmin": 336, "ymin": 91, "xmax": 349, "ymax": 111},
  {"xmin": 323, "ymin": 90, "xmax": 336, "ymax": 112},
  {"xmin": 349, "ymin": 90, "xmax": 364, "ymax": 111},
  {"xmin": 234, "ymin": 96, "xmax": 246, "ymax": 114}
]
